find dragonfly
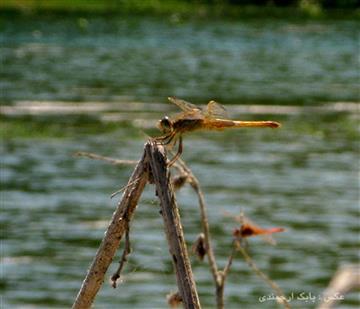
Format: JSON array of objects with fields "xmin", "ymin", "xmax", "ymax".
[
  {"xmin": 155, "ymin": 97, "xmax": 281, "ymax": 166},
  {"xmin": 232, "ymin": 213, "xmax": 285, "ymax": 245}
]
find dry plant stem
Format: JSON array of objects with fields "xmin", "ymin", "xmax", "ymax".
[
  {"xmin": 175, "ymin": 159, "xmax": 218, "ymax": 279},
  {"xmin": 223, "ymin": 244, "xmax": 236, "ymax": 278},
  {"xmin": 236, "ymin": 240, "xmax": 291, "ymax": 309},
  {"xmin": 72, "ymin": 150, "xmax": 148, "ymax": 309},
  {"xmin": 175, "ymin": 158, "xmax": 231, "ymax": 309},
  {"xmin": 213, "ymin": 245, "xmax": 236, "ymax": 309},
  {"xmin": 215, "ymin": 243, "xmax": 238, "ymax": 308},
  {"xmin": 111, "ymin": 227, "xmax": 131, "ymax": 288},
  {"xmin": 191, "ymin": 180, "xmax": 219, "ymax": 280},
  {"xmin": 74, "ymin": 151, "xmax": 137, "ymax": 165},
  {"xmin": 146, "ymin": 142, "xmax": 201, "ymax": 309},
  {"xmin": 110, "ymin": 176, "xmax": 142, "ymax": 199}
]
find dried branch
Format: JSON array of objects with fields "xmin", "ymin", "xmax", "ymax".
[
  {"xmin": 317, "ymin": 264, "xmax": 360, "ymax": 309},
  {"xmin": 72, "ymin": 149, "xmax": 148, "ymax": 309},
  {"xmin": 74, "ymin": 144, "xmax": 287, "ymax": 309},
  {"xmin": 146, "ymin": 141, "xmax": 201, "ymax": 309},
  {"xmin": 110, "ymin": 176, "xmax": 142, "ymax": 199},
  {"xmin": 174, "ymin": 158, "xmax": 219, "ymax": 280},
  {"xmin": 223, "ymin": 243, "xmax": 236, "ymax": 278},
  {"xmin": 74, "ymin": 151, "xmax": 137, "ymax": 165},
  {"xmin": 111, "ymin": 226, "xmax": 132, "ymax": 288},
  {"xmin": 173, "ymin": 158, "xmax": 232, "ymax": 309},
  {"xmin": 235, "ymin": 240, "xmax": 291, "ymax": 309}
]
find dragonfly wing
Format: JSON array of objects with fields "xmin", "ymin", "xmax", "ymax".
[
  {"xmin": 172, "ymin": 109, "xmax": 204, "ymax": 121},
  {"xmin": 262, "ymin": 234, "xmax": 277, "ymax": 245},
  {"xmin": 168, "ymin": 96, "xmax": 201, "ymax": 113},
  {"xmin": 205, "ymin": 100, "xmax": 229, "ymax": 119}
]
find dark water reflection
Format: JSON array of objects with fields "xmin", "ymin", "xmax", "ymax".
[{"xmin": 0, "ymin": 13, "xmax": 359, "ymax": 309}]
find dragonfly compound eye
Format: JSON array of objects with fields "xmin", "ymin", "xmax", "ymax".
[{"xmin": 158, "ymin": 116, "xmax": 173, "ymax": 133}]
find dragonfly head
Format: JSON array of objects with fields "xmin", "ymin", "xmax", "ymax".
[{"xmin": 157, "ymin": 116, "xmax": 173, "ymax": 133}]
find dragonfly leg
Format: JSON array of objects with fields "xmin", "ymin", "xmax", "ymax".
[
  {"xmin": 168, "ymin": 135, "xmax": 183, "ymax": 167},
  {"xmin": 162, "ymin": 131, "xmax": 177, "ymax": 146},
  {"xmin": 153, "ymin": 135, "xmax": 170, "ymax": 145},
  {"xmin": 153, "ymin": 133, "xmax": 170, "ymax": 142},
  {"xmin": 153, "ymin": 131, "xmax": 175, "ymax": 145}
]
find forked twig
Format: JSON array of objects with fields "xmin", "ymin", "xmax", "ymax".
[
  {"xmin": 73, "ymin": 144, "xmax": 287, "ymax": 308},
  {"xmin": 72, "ymin": 150, "xmax": 148, "ymax": 309},
  {"xmin": 172, "ymin": 156, "xmax": 288, "ymax": 309},
  {"xmin": 174, "ymin": 158, "xmax": 219, "ymax": 277},
  {"xmin": 235, "ymin": 239, "xmax": 291, "ymax": 309},
  {"xmin": 173, "ymin": 157, "xmax": 233, "ymax": 309},
  {"xmin": 73, "ymin": 143, "xmax": 201, "ymax": 309},
  {"xmin": 73, "ymin": 142, "xmax": 201, "ymax": 309},
  {"xmin": 111, "ymin": 226, "xmax": 132, "ymax": 288},
  {"xmin": 222, "ymin": 243, "xmax": 237, "ymax": 279}
]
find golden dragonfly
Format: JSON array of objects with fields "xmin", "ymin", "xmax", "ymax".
[{"xmin": 155, "ymin": 97, "xmax": 281, "ymax": 165}]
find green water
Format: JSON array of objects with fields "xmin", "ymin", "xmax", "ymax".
[
  {"xmin": 1, "ymin": 14, "xmax": 359, "ymax": 308},
  {"xmin": 1, "ymin": 15, "xmax": 358, "ymax": 105}
]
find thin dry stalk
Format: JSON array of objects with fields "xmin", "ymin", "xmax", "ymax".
[
  {"xmin": 174, "ymin": 158, "xmax": 233, "ymax": 309},
  {"xmin": 74, "ymin": 151, "xmax": 137, "ymax": 165},
  {"xmin": 174, "ymin": 159, "xmax": 218, "ymax": 278},
  {"xmin": 214, "ymin": 243, "xmax": 239, "ymax": 308},
  {"xmin": 222, "ymin": 245, "xmax": 236, "ymax": 279},
  {"xmin": 235, "ymin": 240, "xmax": 291, "ymax": 309},
  {"xmin": 72, "ymin": 150, "xmax": 148, "ymax": 309},
  {"xmin": 146, "ymin": 142, "xmax": 201, "ymax": 309},
  {"xmin": 111, "ymin": 226, "xmax": 132, "ymax": 288}
]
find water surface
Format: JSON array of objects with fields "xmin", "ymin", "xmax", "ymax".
[{"xmin": 1, "ymin": 14, "xmax": 359, "ymax": 309}]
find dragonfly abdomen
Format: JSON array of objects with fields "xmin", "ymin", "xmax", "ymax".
[
  {"xmin": 203, "ymin": 119, "xmax": 281, "ymax": 129},
  {"xmin": 202, "ymin": 119, "xmax": 236, "ymax": 130}
]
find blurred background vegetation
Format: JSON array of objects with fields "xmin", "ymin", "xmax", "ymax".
[{"xmin": 1, "ymin": 0, "xmax": 359, "ymax": 17}]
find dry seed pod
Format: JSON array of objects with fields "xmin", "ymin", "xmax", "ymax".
[
  {"xmin": 172, "ymin": 174, "xmax": 188, "ymax": 190},
  {"xmin": 167, "ymin": 291, "xmax": 182, "ymax": 308},
  {"xmin": 192, "ymin": 233, "xmax": 207, "ymax": 261}
]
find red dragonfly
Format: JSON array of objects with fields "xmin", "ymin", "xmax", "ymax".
[{"xmin": 233, "ymin": 213, "xmax": 285, "ymax": 245}]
